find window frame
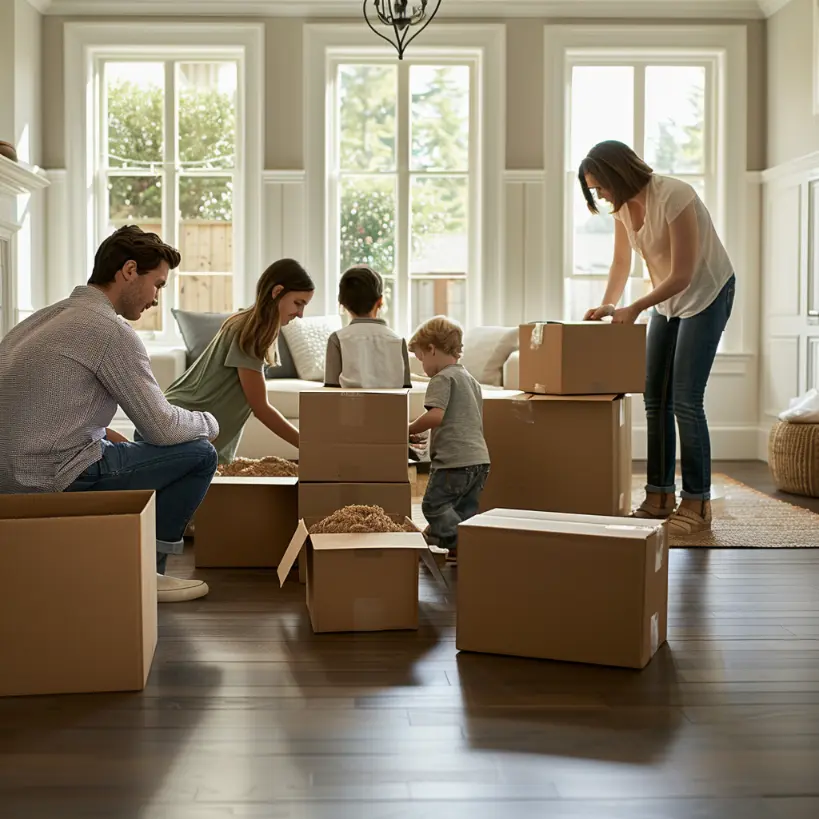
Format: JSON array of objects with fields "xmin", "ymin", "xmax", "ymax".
[
  {"xmin": 544, "ymin": 24, "xmax": 749, "ymax": 355},
  {"xmin": 64, "ymin": 22, "xmax": 264, "ymax": 346},
  {"xmin": 328, "ymin": 54, "xmax": 478, "ymax": 335},
  {"xmin": 304, "ymin": 23, "xmax": 505, "ymax": 332}
]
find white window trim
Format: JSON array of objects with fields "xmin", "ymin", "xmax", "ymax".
[
  {"xmin": 304, "ymin": 23, "xmax": 505, "ymax": 328},
  {"xmin": 64, "ymin": 22, "xmax": 264, "ymax": 346},
  {"xmin": 544, "ymin": 24, "xmax": 749, "ymax": 355}
]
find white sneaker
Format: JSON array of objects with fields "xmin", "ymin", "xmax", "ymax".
[{"xmin": 156, "ymin": 574, "xmax": 209, "ymax": 603}]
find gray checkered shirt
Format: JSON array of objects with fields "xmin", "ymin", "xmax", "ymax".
[{"xmin": 0, "ymin": 286, "xmax": 219, "ymax": 493}]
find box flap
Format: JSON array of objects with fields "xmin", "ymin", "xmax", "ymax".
[
  {"xmin": 460, "ymin": 512, "xmax": 657, "ymax": 541},
  {"xmin": 0, "ymin": 490, "xmax": 155, "ymax": 521},
  {"xmin": 482, "ymin": 508, "xmax": 663, "ymax": 533},
  {"xmin": 525, "ymin": 393, "xmax": 620, "ymax": 403},
  {"xmin": 277, "ymin": 519, "xmax": 309, "ymax": 586},
  {"xmin": 211, "ymin": 476, "xmax": 298, "ymax": 487},
  {"xmin": 310, "ymin": 532, "xmax": 427, "ymax": 552}
]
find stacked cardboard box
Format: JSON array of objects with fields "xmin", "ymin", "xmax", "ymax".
[
  {"xmin": 480, "ymin": 321, "xmax": 646, "ymax": 517},
  {"xmin": 456, "ymin": 509, "xmax": 669, "ymax": 669}
]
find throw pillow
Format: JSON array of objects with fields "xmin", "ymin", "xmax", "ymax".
[
  {"xmin": 280, "ymin": 314, "xmax": 343, "ymax": 382},
  {"xmin": 172, "ymin": 309, "xmax": 231, "ymax": 366},
  {"xmin": 460, "ymin": 326, "xmax": 519, "ymax": 387},
  {"xmin": 172, "ymin": 307, "xmax": 299, "ymax": 378}
]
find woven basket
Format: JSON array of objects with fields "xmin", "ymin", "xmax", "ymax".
[{"xmin": 769, "ymin": 420, "xmax": 819, "ymax": 497}]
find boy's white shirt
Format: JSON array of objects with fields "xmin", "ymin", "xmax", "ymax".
[{"xmin": 337, "ymin": 320, "xmax": 408, "ymax": 389}]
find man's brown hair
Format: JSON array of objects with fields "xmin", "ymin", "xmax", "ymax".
[
  {"xmin": 578, "ymin": 140, "xmax": 654, "ymax": 214},
  {"xmin": 89, "ymin": 225, "xmax": 181, "ymax": 286}
]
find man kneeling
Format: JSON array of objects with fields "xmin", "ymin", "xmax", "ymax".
[{"xmin": 0, "ymin": 226, "xmax": 219, "ymax": 603}]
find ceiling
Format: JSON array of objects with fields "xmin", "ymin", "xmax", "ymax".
[{"xmin": 28, "ymin": 0, "xmax": 792, "ymax": 20}]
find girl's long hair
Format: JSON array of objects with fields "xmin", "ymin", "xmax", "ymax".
[{"xmin": 222, "ymin": 259, "xmax": 315, "ymax": 365}]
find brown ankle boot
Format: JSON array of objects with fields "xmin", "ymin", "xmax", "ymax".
[
  {"xmin": 668, "ymin": 500, "xmax": 712, "ymax": 536},
  {"xmin": 631, "ymin": 492, "xmax": 676, "ymax": 519}
]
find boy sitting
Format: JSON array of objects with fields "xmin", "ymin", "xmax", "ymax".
[
  {"xmin": 324, "ymin": 265, "xmax": 412, "ymax": 389},
  {"xmin": 408, "ymin": 316, "xmax": 490, "ymax": 559}
]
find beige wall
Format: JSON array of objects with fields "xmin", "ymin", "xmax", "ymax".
[
  {"xmin": 42, "ymin": 15, "xmax": 766, "ymax": 172},
  {"xmin": 767, "ymin": 0, "xmax": 818, "ymax": 168}
]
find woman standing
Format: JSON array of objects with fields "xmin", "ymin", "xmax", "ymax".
[
  {"xmin": 578, "ymin": 140, "xmax": 735, "ymax": 536},
  {"xmin": 164, "ymin": 259, "xmax": 314, "ymax": 464}
]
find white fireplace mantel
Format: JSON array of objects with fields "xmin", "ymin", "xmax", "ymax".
[{"xmin": 0, "ymin": 155, "xmax": 50, "ymax": 200}]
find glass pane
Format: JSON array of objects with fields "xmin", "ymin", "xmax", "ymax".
[
  {"xmin": 411, "ymin": 278, "xmax": 466, "ymax": 328},
  {"xmin": 644, "ymin": 66, "xmax": 706, "ymax": 174},
  {"xmin": 411, "ymin": 176, "xmax": 468, "ymax": 275},
  {"xmin": 411, "ymin": 65, "xmax": 470, "ymax": 172},
  {"xmin": 177, "ymin": 62, "xmax": 237, "ymax": 170},
  {"xmin": 105, "ymin": 62, "xmax": 164, "ymax": 169},
  {"xmin": 572, "ymin": 178, "xmax": 619, "ymax": 277},
  {"xmin": 178, "ymin": 274, "xmax": 234, "ymax": 313},
  {"xmin": 570, "ymin": 66, "xmax": 634, "ymax": 170},
  {"xmin": 563, "ymin": 277, "xmax": 651, "ymax": 323},
  {"xmin": 338, "ymin": 65, "xmax": 397, "ymax": 172},
  {"xmin": 379, "ymin": 276, "xmax": 396, "ymax": 329},
  {"xmin": 339, "ymin": 175, "xmax": 396, "ymax": 275},
  {"xmin": 178, "ymin": 176, "xmax": 233, "ymax": 276}
]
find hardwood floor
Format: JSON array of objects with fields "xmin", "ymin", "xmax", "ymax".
[{"xmin": 2, "ymin": 461, "xmax": 819, "ymax": 818}]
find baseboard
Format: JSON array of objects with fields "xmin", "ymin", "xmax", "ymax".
[{"xmin": 632, "ymin": 424, "xmax": 762, "ymax": 461}]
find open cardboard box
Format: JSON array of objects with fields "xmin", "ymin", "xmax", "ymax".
[
  {"xmin": 194, "ymin": 476, "xmax": 298, "ymax": 568},
  {"xmin": 519, "ymin": 321, "xmax": 646, "ymax": 395},
  {"xmin": 0, "ymin": 490, "xmax": 157, "ymax": 697},
  {"xmin": 456, "ymin": 508, "xmax": 668, "ymax": 669},
  {"xmin": 278, "ymin": 516, "xmax": 445, "ymax": 633}
]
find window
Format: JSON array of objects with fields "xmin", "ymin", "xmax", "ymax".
[
  {"xmin": 331, "ymin": 60, "xmax": 473, "ymax": 334},
  {"xmin": 564, "ymin": 57, "xmax": 716, "ymax": 322},
  {"xmin": 64, "ymin": 23, "xmax": 263, "ymax": 344},
  {"xmin": 101, "ymin": 59, "xmax": 238, "ymax": 333}
]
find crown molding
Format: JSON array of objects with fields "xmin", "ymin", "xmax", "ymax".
[{"xmin": 37, "ymin": 0, "xmax": 769, "ymax": 20}]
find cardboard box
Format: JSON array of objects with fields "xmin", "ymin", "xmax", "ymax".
[
  {"xmin": 0, "ymin": 490, "xmax": 157, "ymax": 697},
  {"xmin": 299, "ymin": 390, "xmax": 410, "ymax": 483},
  {"xmin": 480, "ymin": 393, "xmax": 632, "ymax": 516},
  {"xmin": 456, "ymin": 509, "xmax": 669, "ymax": 669},
  {"xmin": 519, "ymin": 322, "xmax": 646, "ymax": 395},
  {"xmin": 277, "ymin": 518, "xmax": 428, "ymax": 633},
  {"xmin": 195, "ymin": 476, "xmax": 298, "ymax": 568}
]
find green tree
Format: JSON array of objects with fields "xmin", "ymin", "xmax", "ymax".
[
  {"xmin": 106, "ymin": 78, "xmax": 235, "ymax": 223},
  {"xmin": 651, "ymin": 81, "xmax": 704, "ymax": 175}
]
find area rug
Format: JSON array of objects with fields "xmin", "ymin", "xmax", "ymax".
[{"xmin": 411, "ymin": 472, "xmax": 819, "ymax": 549}]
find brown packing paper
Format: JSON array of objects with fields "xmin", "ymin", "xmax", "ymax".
[
  {"xmin": 278, "ymin": 517, "xmax": 441, "ymax": 632},
  {"xmin": 195, "ymin": 476, "xmax": 298, "ymax": 568},
  {"xmin": 0, "ymin": 490, "xmax": 158, "ymax": 697},
  {"xmin": 298, "ymin": 390, "xmax": 411, "ymax": 483},
  {"xmin": 520, "ymin": 322, "xmax": 646, "ymax": 395},
  {"xmin": 456, "ymin": 510, "xmax": 669, "ymax": 669},
  {"xmin": 480, "ymin": 392, "xmax": 632, "ymax": 517}
]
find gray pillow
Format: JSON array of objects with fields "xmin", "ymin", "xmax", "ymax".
[{"xmin": 171, "ymin": 307, "xmax": 298, "ymax": 378}]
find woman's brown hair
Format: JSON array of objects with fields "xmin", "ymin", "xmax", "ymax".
[
  {"xmin": 578, "ymin": 140, "xmax": 653, "ymax": 214},
  {"xmin": 222, "ymin": 259, "xmax": 314, "ymax": 365}
]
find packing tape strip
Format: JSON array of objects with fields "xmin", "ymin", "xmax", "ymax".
[
  {"xmin": 339, "ymin": 392, "xmax": 365, "ymax": 427},
  {"xmin": 511, "ymin": 398, "xmax": 536, "ymax": 425},
  {"xmin": 655, "ymin": 527, "xmax": 667, "ymax": 572},
  {"xmin": 530, "ymin": 322, "xmax": 544, "ymax": 349},
  {"xmin": 533, "ymin": 383, "xmax": 547, "ymax": 394},
  {"xmin": 650, "ymin": 612, "xmax": 660, "ymax": 655}
]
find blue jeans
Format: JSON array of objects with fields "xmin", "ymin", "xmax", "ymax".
[
  {"xmin": 422, "ymin": 464, "xmax": 490, "ymax": 551},
  {"xmin": 645, "ymin": 276, "xmax": 735, "ymax": 501},
  {"xmin": 66, "ymin": 438, "xmax": 218, "ymax": 573}
]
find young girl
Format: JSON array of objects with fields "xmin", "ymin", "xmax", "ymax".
[{"xmin": 164, "ymin": 259, "xmax": 315, "ymax": 464}]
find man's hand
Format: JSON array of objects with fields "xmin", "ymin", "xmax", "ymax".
[
  {"xmin": 105, "ymin": 428, "xmax": 129, "ymax": 444},
  {"xmin": 583, "ymin": 304, "xmax": 616, "ymax": 321},
  {"xmin": 611, "ymin": 304, "xmax": 641, "ymax": 325}
]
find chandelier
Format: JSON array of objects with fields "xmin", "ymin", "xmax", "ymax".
[{"xmin": 362, "ymin": 1, "xmax": 443, "ymax": 60}]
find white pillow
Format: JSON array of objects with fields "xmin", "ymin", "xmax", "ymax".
[
  {"xmin": 460, "ymin": 326, "xmax": 519, "ymax": 387},
  {"xmin": 281, "ymin": 314, "xmax": 343, "ymax": 382}
]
